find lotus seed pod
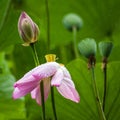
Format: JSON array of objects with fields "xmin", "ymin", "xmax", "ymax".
[
  {"xmin": 99, "ymin": 41, "xmax": 113, "ymax": 58},
  {"xmin": 78, "ymin": 38, "xmax": 97, "ymax": 58},
  {"xmin": 63, "ymin": 13, "xmax": 83, "ymax": 31}
]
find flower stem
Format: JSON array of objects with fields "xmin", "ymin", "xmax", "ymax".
[
  {"xmin": 72, "ymin": 26, "xmax": 79, "ymax": 58},
  {"xmin": 30, "ymin": 43, "xmax": 39, "ymax": 66},
  {"xmin": 45, "ymin": 0, "xmax": 58, "ymax": 118},
  {"xmin": 51, "ymin": 87, "xmax": 57, "ymax": 120},
  {"xmin": 91, "ymin": 63, "xmax": 106, "ymax": 120},
  {"xmin": 102, "ymin": 62, "xmax": 107, "ymax": 112},
  {"xmin": 30, "ymin": 43, "xmax": 46, "ymax": 120},
  {"xmin": 45, "ymin": 54, "xmax": 58, "ymax": 120}
]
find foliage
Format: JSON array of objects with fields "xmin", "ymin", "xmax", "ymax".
[{"xmin": 0, "ymin": 0, "xmax": 120, "ymax": 120}]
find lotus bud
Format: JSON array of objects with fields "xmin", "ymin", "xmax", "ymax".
[
  {"xmin": 62, "ymin": 13, "xmax": 83, "ymax": 31},
  {"xmin": 18, "ymin": 12, "xmax": 40, "ymax": 46}
]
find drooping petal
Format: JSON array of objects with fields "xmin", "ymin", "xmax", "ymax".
[
  {"xmin": 60, "ymin": 66, "xmax": 71, "ymax": 79},
  {"xmin": 14, "ymin": 75, "xmax": 40, "ymax": 90},
  {"xmin": 31, "ymin": 85, "xmax": 41, "ymax": 105},
  {"xmin": 63, "ymin": 77, "xmax": 75, "ymax": 88},
  {"xmin": 32, "ymin": 62, "xmax": 60, "ymax": 80},
  {"xmin": 13, "ymin": 84, "xmax": 35, "ymax": 99},
  {"xmin": 57, "ymin": 78, "xmax": 80, "ymax": 103},
  {"xmin": 31, "ymin": 78, "xmax": 51, "ymax": 105},
  {"xmin": 51, "ymin": 68, "xmax": 64, "ymax": 87},
  {"xmin": 43, "ymin": 78, "xmax": 51, "ymax": 101}
]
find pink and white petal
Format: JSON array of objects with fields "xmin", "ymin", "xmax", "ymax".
[
  {"xmin": 31, "ymin": 79, "xmax": 50, "ymax": 105},
  {"xmin": 18, "ymin": 12, "xmax": 34, "ymax": 32},
  {"xmin": 22, "ymin": 65, "xmax": 40, "ymax": 78},
  {"xmin": 57, "ymin": 80, "xmax": 80, "ymax": 103},
  {"xmin": 43, "ymin": 78, "xmax": 51, "ymax": 100},
  {"xmin": 32, "ymin": 62, "xmax": 60, "ymax": 80},
  {"xmin": 14, "ymin": 75, "xmax": 40, "ymax": 90},
  {"xmin": 13, "ymin": 87, "xmax": 31, "ymax": 99},
  {"xmin": 63, "ymin": 77, "xmax": 75, "ymax": 88},
  {"xmin": 51, "ymin": 68, "xmax": 64, "ymax": 87},
  {"xmin": 31, "ymin": 85, "xmax": 41, "ymax": 105},
  {"xmin": 60, "ymin": 66, "xmax": 71, "ymax": 79}
]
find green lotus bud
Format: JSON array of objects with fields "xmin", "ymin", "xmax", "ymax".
[
  {"xmin": 62, "ymin": 13, "xmax": 83, "ymax": 31},
  {"xmin": 99, "ymin": 41, "xmax": 113, "ymax": 58},
  {"xmin": 18, "ymin": 12, "xmax": 40, "ymax": 46},
  {"xmin": 78, "ymin": 38, "xmax": 97, "ymax": 58}
]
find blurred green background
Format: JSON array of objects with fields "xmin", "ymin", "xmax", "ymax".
[{"xmin": 0, "ymin": 0, "xmax": 120, "ymax": 120}]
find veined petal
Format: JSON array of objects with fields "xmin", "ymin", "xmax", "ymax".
[
  {"xmin": 63, "ymin": 77, "xmax": 75, "ymax": 88},
  {"xmin": 13, "ymin": 85, "xmax": 35, "ymax": 99},
  {"xmin": 32, "ymin": 62, "xmax": 60, "ymax": 80},
  {"xmin": 18, "ymin": 12, "xmax": 34, "ymax": 33},
  {"xmin": 60, "ymin": 66, "xmax": 71, "ymax": 79},
  {"xmin": 57, "ymin": 78, "xmax": 80, "ymax": 103},
  {"xmin": 51, "ymin": 68, "xmax": 64, "ymax": 87},
  {"xmin": 14, "ymin": 75, "xmax": 40, "ymax": 90},
  {"xmin": 31, "ymin": 85, "xmax": 41, "ymax": 105},
  {"xmin": 31, "ymin": 78, "xmax": 51, "ymax": 105},
  {"xmin": 43, "ymin": 78, "xmax": 51, "ymax": 101}
]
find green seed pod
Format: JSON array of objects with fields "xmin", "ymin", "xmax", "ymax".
[
  {"xmin": 62, "ymin": 13, "xmax": 83, "ymax": 31},
  {"xmin": 99, "ymin": 41, "xmax": 113, "ymax": 58},
  {"xmin": 78, "ymin": 38, "xmax": 97, "ymax": 58}
]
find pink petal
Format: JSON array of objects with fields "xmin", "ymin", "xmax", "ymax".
[
  {"xmin": 60, "ymin": 66, "xmax": 71, "ymax": 79},
  {"xmin": 51, "ymin": 68, "xmax": 64, "ymax": 86},
  {"xmin": 13, "ymin": 85, "xmax": 34, "ymax": 99},
  {"xmin": 14, "ymin": 75, "xmax": 40, "ymax": 90},
  {"xmin": 31, "ymin": 85, "xmax": 41, "ymax": 105},
  {"xmin": 63, "ymin": 77, "xmax": 75, "ymax": 88},
  {"xmin": 32, "ymin": 62, "xmax": 60, "ymax": 80},
  {"xmin": 13, "ymin": 75, "xmax": 39, "ymax": 99},
  {"xmin": 31, "ymin": 78, "xmax": 50, "ymax": 105},
  {"xmin": 57, "ymin": 78, "xmax": 80, "ymax": 103},
  {"xmin": 18, "ymin": 12, "xmax": 34, "ymax": 32},
  {"xmin": 43, "ymin": 78, "xmax": 51, "ymax": 101}
]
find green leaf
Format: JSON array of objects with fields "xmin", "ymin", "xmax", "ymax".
[
  {"xmin": 61, "ymin": 58, "xmax": 120, "ymax": 120},
  {"xmin": 0, "ymin": 53, "xmax": 26, "ymax": 120}
]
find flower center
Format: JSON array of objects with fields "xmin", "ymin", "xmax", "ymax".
[{"xmin": 45, "ymin": 54, "xmax": 57, "ymax": 62}]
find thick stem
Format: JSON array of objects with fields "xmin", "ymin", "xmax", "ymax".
[
  {"xmin": 45, "ymin": 54, "xmax": 58, "ymax": 120},
  {"xmin": 91, "ymin": 63, "xmax": 106, "ymax": 120},
  {"xmin": 30, "ymin": 43, "xmax": 46, "ymax": 120},
  {"xmin": 45, "ymin": 0, "xmax": 58, "ymax": 118},
  {"xmin": 51, "ymin": 87, "xmax": 57, "ymax": 120},
  {"xmin": 103, "ymin": 63, "xmax": 107, "ymax": 111},
  {"xmin": 72, "ymin": 26, "xmax": 79, "ymax": 58}
]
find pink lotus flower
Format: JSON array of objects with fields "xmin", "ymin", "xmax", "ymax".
[
  {"xmin": 18, "ymin": 12, "xmax": 39, "ymax": 46},
  {"xmin": 13, "ymin": 62, "xmax": 80, "ymax": 105}
]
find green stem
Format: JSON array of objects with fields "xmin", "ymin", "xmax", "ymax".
[
  {"xmin": 45, "ymin": 0, "xmax": 50, "ymax": 52},
  {"xmin": 30, "ymin": 43, "xmax": 39, "ymax": 66},
  {"xmin": 45, "ymin": 0, "xmax": 58, "ymax": 119},
  {"xmin": 91, "ymin": 63, "xmax": 106, "ymax": 120},
  {"xmin": 51, "ymin": 87, "xmax": 57, "ymax": 120},
  {"xmin": 72, "ymin": 26, "xmax": 79, "ymax": 58},
  {"xmin": 103, "ymin": 65, "xmax": 107, "ymax": 111},
  {"xmin": 30, "ymin": 43, "xmax": 46, "ymax": 120}
]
